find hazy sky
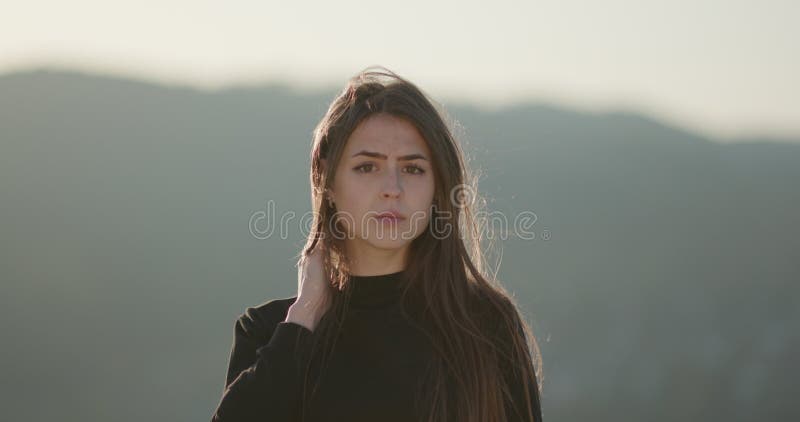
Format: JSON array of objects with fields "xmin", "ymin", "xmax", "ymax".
[{"xmin": 2, "ymin": 0, "xmax": 798, "ymax": 141}]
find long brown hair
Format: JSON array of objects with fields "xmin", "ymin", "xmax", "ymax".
[{"xmin": 296, "ymin": 66, "xmax": 543, "ymax": 422}]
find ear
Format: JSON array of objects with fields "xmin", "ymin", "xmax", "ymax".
[{"xmin": 320, "ymin": 158, "xmax": 335, "ymax": 202}]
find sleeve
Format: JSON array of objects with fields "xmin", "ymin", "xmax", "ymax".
[
  {"xmin": 210, "ymin": 310, "xmax": 314, "ymax": 422},
  {"xmin": 499, "ymin": 312, "xmax": 544, "ymax": 422}
]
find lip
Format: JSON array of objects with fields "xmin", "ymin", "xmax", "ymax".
[{"xmin": 376, "ymin": 209, "xmax": 406, "ymax": 220}]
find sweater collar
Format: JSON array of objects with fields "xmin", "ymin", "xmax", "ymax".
[{"xmin": 348, "ymin": 270, "xmax": 408, "ymax": 309}]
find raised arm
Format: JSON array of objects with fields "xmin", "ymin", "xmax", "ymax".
[
  {"xmin": 211, "ymin": 303, "xmax": 313, "ymax": 422},
  {"xmin": 212, "ymin": 243, "xmax": 333, "ymax": 421}
]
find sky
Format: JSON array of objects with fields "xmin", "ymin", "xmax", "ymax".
[{"xmin": 2, "ymin": 0, "xmax": 798, "ymax": 142}]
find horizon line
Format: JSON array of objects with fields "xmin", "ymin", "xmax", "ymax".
[{"xmin": 2, "ymin": 62, "xmax": 799, "ymax": 145}]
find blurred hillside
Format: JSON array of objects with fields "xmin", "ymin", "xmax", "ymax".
[{"xmin": 1, "ymin": 69, "xmax": 798, "ymax": 421}]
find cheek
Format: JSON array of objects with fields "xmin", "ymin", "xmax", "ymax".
[
  {"xmin": 409, "ymin": 182, "xmax": 435, "ymax": 225},
  {"xmin": 333, "ymin": 182, "xmax": 370, "ymax": 226},
  {"xmin": 333, "ymin": 175, "xmax": 362, "ymax": 207},
  {"xmin": 411, "ymin": 177, "xmax": 436, "ymax": 205}
]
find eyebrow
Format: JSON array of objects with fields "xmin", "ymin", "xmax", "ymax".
[{"xmin": 351, "ymin": 150, "xmax": 429, "ymax": 161}]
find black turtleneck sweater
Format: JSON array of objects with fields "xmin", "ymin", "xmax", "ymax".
[{"xmin": 210, "ymin": 271, "xmax": 542, "ymax": 421}]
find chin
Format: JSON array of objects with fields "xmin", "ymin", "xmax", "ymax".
[{"xmin": 363, "ymin": 237, "xmax": 413, "ymax": 251}]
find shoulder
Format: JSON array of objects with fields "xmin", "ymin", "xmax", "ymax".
[
  {"xmin": 469, "ymin": 286, "xmax": 525, "ymax": 345},
  {"xmin": 234, "ymin": 296, "xmax": 299, "ymax": 343},
  {"xmin": 469, "ymin": 285, "xmax": 516, "ymax": 324}
]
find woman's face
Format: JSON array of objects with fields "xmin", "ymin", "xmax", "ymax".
[{"xmin": 327, "ymin": 113, "xmax": 435, "ymax": 256}]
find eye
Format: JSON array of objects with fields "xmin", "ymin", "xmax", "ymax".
[
  {"xmin": 354, "ymin": 163, "xmax": 375, "ymax": 173},
  {"xmin": 405, "ymin": 165, "xmax": 426, "ymax": 175}
]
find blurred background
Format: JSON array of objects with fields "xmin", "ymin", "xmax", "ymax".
[{"xmin": 1, "ymin": 1, "xmax": 798, "ymax": 421}]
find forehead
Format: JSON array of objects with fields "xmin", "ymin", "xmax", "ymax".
[{"xmin": 344, "ymin": 113, "xmax": 430, "ymax": 155}]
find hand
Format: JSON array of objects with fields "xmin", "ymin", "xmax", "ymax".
[{"xmin": 285, "ymin": 243, "xmax": 333, "ymax": 331}]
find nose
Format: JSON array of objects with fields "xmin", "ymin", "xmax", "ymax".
[{"xmin": 381, "ymin": 165, "xmax": 403, "ymax": 199}]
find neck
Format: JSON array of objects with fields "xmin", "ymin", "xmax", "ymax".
[
  {"xmin": 347, "ymin": 269, "xmax": 408, "ymax": 309},
  {"xmin": 345, "ymin": 241, "xmax": 408, "ymax": 276}
]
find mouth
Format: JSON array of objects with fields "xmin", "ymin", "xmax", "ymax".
[{"xmin": 376, "ymin": 210, "xmax": 406, "ymax": 221}]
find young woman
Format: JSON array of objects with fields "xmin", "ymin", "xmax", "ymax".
[{"xmin": 211, "ymin": 68, "xmax": 543, "ymax": 422}]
